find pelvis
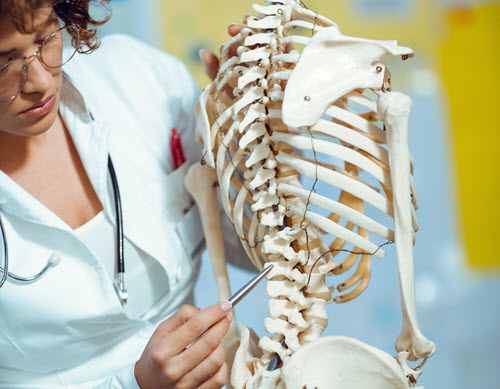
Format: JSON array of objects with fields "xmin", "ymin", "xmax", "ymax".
[
  {"xmin": 233, "ymin": 325, "xmax": 425, "ymax": 389},
  {"xmin": 191, "ymin": 1, "xmax": 436, "ymax": 388}
]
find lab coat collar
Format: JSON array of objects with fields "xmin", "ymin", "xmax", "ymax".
[
  {"xmin": 0, "ymin": 73, "xmax": 110, "ymax": 232},
  {"xmin": 59, "ymin": 71, "xmax": 93, "ymax": 124}
]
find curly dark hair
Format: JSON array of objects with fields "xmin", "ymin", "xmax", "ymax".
[{"xmin": 0, "ymin": 0, "xmax": 111, "ymax": 53}]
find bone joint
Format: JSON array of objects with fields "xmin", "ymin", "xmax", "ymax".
[{"xmin": 194, "ymin": 1, "xmax": 436, "ymax": 387}]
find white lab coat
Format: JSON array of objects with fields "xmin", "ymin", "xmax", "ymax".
[{"xmin": 0, "ymin": 35, "xmax": 230, "ymax": 388}]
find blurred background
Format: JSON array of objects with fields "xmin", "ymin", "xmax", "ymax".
[{"xmin": 96, "ymin": 0, "xmax": 499, "ymax": 387}]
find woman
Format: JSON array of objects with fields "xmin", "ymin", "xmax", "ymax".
[{"xmin": 0, "ymin": 0, "xmax": 242, "ymax": 387}]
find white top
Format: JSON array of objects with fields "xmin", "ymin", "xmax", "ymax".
[
  {"xmin": 75, "ymin": 211, "xmax": 168, "ymax": 318},
  {"xmin": 0, "ymin": 35, "xmax": 244, "ymax": 388}
]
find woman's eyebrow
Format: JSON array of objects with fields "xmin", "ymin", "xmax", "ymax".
[
  {"xmin": 35, "ymin": 29, "xmax": 48, "ymax": 40},
  {"xmin": 0, "ymin": 48, "xmax": 15, "ymax": 56}
]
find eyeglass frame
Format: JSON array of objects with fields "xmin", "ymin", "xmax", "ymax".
[{"xmin": 0, "ymin": 23, "xmax": 81, "ymax": 103}]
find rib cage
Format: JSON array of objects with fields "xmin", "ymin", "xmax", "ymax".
[{"xmin": 196, "ymin": 0, "xmax": 420, "ymax": 386}]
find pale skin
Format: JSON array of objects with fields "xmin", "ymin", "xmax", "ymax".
[{"xmin": 0, "ymin": 6, "xmax": 244, "ymax": 389}]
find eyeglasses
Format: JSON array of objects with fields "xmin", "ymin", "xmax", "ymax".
[{"xmin": 0, "ymin": 24, "xmax": 80, "ymax": 103}]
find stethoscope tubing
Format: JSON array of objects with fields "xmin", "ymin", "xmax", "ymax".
[
  {"xmin": 0, "ymin": 259, "xmax": 57, "ymax": 282},
  {"xmin": 108, "ymin": 156, "xmax": 124, "ymax": 275},
  {"xmin": 0, "ymin": 214, "xmax": 57, "ymax": 284},
  {"xmin": 0, "ymin": 210, "xmax": 8, "ymax": 288}
]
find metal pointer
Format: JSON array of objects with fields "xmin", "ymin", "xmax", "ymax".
[
  {"xmin": 189, "ymin": 263, "xmax": 274, "ymax": 346},
  {"xmin": 228, "ymin": 263, "xmax": 274, "ymax": 307}
]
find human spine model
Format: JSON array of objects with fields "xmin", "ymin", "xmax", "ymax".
[{"xmin": 193, "ymin": 1, "xmax": 436, "ymax": 387}]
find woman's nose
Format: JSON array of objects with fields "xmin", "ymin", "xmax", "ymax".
[{"xmin": 21, "ymin": 56, "xmax": 52, "ymax": 95}]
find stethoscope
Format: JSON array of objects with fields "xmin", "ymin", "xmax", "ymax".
[{"xmin": 0, "ymin": 155, "xmax": 129, "ymax": 305}]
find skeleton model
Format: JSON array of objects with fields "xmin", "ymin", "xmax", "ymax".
[{"xmin": 185, "ymin": 1, "xmax": 436, "ymax": 388}]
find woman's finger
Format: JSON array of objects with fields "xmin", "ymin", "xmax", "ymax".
[
  {"xmin": 228, "ymin": 13, "xmax": 250, "ymax": 37},
  {"xmin": 134, "ymin": 304, "xmax": 200, "ymax": 388},
  {"xmin": 177, "ymin": 343, "xmax": 226, "ymax": 387},
  {"xmin": 164, "ymin": 301, "xmax": 232, "ymax": 355},
  {"xmin": 228, "ymin": 23, "xmax": 241, "ymax": 37},
  {"xmin": 200, "ymin": 49, "xmax": 220, "ymax": 81},
  {"xmin": 150, "ymin": 304, "xmax": 199, "ymax": 342},
  {"xmin": 158, "ymin": 309, "xmax": 230, "ymax": 381},
  {"xmin": 197, "ymin": 362, "xmax": 229, "ymax": 389},
  {"xmin": 175, "ymin": 312, "xmax": 231, "ymax": 370}
]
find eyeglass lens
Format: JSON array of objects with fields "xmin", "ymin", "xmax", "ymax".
[
  {"xmin": 0, "ymin": 61, "xmax": 27, "ymax": 102},
  {"xmin": 0, "ymin": 25, "xmax": 79, "ymax": 102}
]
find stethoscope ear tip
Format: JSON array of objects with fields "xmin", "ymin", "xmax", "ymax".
[{"xmin": 48, "ymin": 253, "xmax": 61, "ymax": 267}]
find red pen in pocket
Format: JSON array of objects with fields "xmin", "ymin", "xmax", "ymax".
[{"xmin": 170, "ymin": 128, "xmax": 186, "ymax": 169}]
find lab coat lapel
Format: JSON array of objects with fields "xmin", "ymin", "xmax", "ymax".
[
  {"xmin": 61, "ymin": 109, "xmax": 110, "ymax": 215},
  {"xmin": 60, "ymin": 73, "xmax": 111, "ymax": 217}
]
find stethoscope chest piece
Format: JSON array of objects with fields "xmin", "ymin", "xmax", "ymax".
[
  {"xmin": 0, "ymin": 252, "xmax": 61, "ymax": 287},
  {"xmin": 113, "ymin": 272, "xmax": 128, "ymax": 305}
]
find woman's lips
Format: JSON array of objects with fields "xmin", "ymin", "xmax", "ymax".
[{"xmin": 21, "ymin": 94, "xmax": 57, "ymax": 119}]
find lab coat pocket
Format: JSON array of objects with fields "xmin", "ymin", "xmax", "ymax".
[
  {"xmin": 171, "ymin": 203, "xmax": 205, "ymax": 290},
  {"xmin": 176, "ymin": 204, "xmax": 205, "ymax": 263},
  {"xmin": 162, "ymin": 162, "xmax": 192, "ymax": 222}
]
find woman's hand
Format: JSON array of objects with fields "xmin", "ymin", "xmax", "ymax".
[
  {"xmin": 134, "ymin": 302, "xmax": 233, "ymax": 389},
  {"xmin": 199, "ymin": 19, "xmax": 248, "ymax": 82}
]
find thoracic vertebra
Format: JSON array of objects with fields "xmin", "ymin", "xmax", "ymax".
[{"xmin": 195, "ymin": 1, "xmax": 435, "ymax": 388}]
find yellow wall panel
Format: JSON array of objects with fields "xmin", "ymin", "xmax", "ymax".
[{"xmin": 438, "ymin": 4, "xmax": 500, "ymax": 270}]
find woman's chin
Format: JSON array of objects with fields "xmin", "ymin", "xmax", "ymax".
[{"xmin": 5, "ymin": 105, "xmax": 60, "ymax": 137}]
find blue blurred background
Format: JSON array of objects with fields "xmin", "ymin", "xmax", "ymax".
[{"xmin": 96, "ymin": 1, "xmax": 500, "ymax": 388}]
